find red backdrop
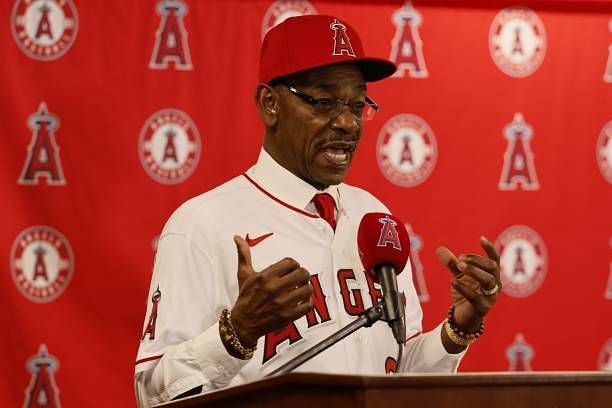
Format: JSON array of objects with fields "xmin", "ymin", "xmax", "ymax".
[{"xmin": 2, "ymin": 0, "xmax": 611, "ymax": 406}]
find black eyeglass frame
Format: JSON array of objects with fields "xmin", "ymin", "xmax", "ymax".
[{"xmin": 282, "ymin": 83, "xmax": 379, "ymax": 121}]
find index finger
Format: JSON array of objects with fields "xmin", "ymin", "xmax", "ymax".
[{"xmin": 480, "ymin": 236, "xmax": 500, "ymax": 263}]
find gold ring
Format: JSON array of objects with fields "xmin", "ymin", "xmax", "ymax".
[{"xmin": 482, "ymin": 283, "xmax": 499, "ymax": 296}]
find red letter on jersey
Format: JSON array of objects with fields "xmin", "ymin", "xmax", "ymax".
[
  {"xmin": 149, "ymin": 0, "xmax": 193, "ymax": 70},
  {"xmin": 305, "ymin": 274, "xmax": 331, "ymax": 327},
  {"xmin": 142, "ymin": 287, "xmax": 161, "ymax": 340},
  {"xmin": 19, "ymin": 102, "xmax": 65, "ymax": 186},
  {"xmin": 337, "ymin": 269, "xmax": 365, "ymax": 316},
  {"xmin": 263, "ymin": 323, "xmax": 303, "ymax": 364}
]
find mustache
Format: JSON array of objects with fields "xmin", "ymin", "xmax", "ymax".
[{"xmin": 318, "ymin": 138, "xmax": 358, "ymax": 152}]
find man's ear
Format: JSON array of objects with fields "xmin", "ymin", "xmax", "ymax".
[{"xmin": 255, "ymin": 84, "xmax": 279, "ymax": 127}]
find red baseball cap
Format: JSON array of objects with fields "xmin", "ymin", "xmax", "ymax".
[{"xmin": 259, "ymin": 15, "xmax": 397, "ymax": 84}]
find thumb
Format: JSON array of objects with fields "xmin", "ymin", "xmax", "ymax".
[
  {"xmin": 234, "ymin": 235, "xmax": 255, "ymax": 286},
  {"xmin": 436, "ymin": 246, "xmax": 460, "ymax": 275}
]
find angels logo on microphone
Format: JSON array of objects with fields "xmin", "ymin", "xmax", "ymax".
[
  {"xmin": 598, "ymin": 339, "xmax": 612, "ymax": 371},
  {"xmin": 498, "ymin": 113, "xmax": 539, "ymax": 191},
  {"xmin": 604, "ymin": 19, "xmax": 612, "ymax": 83},
  {"xmin": 261, "ymin": 0, "xmax": 316, "ymax": 40},
  {"xmin": 489, "ymin": 7, "xmax": 546, "ymax": 78},
  {"xmin": 596, "ymin": 120, "xmax": 612, "ymax": 184},
  {"xmin": 495, "ymin": 225, "xmax": 547, "ymax": 298},
  {"xmin": 11, "ymin": 0, "xmax": 78, "ymax": 61},
  {"xmin": 139, "ymin": 109, "xmax": 201, "ymax": 184},
  {"xmin": 389, "ymin": 2, "xmax": 428, "ymax": 78},
  {"xmin": 377, "ymin": 114, "xmax": 437, "ymax": 187},
  {"xmin": 405, "ymin": 224, "xmax": 429, "ymax": 302},
  {"xmin": 376, "ymin": 215, "xmax": 402, "ymax": 250},
  {"xmin": 11, "ymin": 226, "xmax": 74, "ymax": 303},
  {"xmin": 23, "ymin": 344, "xmax": 62, "ymax": 407},
  {"xmin": 506, "ymin": 333, "xmax": 534, "ymax": 371},
  {"xmin": 149, "ymin": 0, "xmax": 193, "ymax": 70},
  {"xmin": 18, "ymin": 102, "xmax": 66, "ymax": 186}
]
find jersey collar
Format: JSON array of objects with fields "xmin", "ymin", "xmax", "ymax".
[{"xmin": 246, "ymin": 149, "xmax": 340, "ymax": 214}]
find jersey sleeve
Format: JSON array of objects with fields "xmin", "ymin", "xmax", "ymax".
[{"xmin": 134, "ymin": 233, "xmax": 248, "ymax": 407}]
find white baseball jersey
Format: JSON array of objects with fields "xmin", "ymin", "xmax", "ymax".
[{"xmin": 135, "ymin": 149, "xmax": 465, "ymax": 406}]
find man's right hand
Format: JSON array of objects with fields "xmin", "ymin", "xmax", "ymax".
[{"xmin": 230, "ymin": 235, "xmax": 314, "ymax": 348}]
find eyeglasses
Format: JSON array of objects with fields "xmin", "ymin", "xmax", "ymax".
[{"xmin": 283, "ymin": 84, "xmax": 379, "ymax": 121}]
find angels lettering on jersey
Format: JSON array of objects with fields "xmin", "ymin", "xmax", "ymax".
[
  {"xmin": 23, "ymin": 344, "xmax": 62, "ymax": 408},
  {"xmin": 150, "ymin": 0, "xmax": 192, "ymax": 70},
  {"xmin": 11, "ymin": 0, "xmax": 78, "ymax": 61},
  {"xmin": 19, "ymin": 102, "xmax": 66, "ymax": 186},
  {"xmin": 261, "ymin": 0, "xmax": 316, "ymax": 39},
  {"xmin": 389, "ymin": 2, "xmax": 428, "ymax": 78},
  {"xmin": 506, "ymin": 333, "xmax": 534, "ymax": 371},
  {"xmin": 489, "ymin": 7, "xmax": 546, "ymax": 78},
  {"xmin": 263, "ymin": 271, "xmax": 389, "ymax": 364},
  {"xmin": 495, "ymin": 225, "xmax": 547, "ymax": 298},
  {"xmin": 498, "ymin": 113, "xmax": 539, "ymax": 191},
  {"xmin": 604, "ymin": 19, "xmax": 612, "ymax": 83}
]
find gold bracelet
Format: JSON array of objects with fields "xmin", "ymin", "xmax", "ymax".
[
  {"xmin": 443, "ymin": 306, "xmax": 485, "ymax": 346},
  {"xmin": 219, "ymin": 308, "xmax": 256, "ymax": 360}
]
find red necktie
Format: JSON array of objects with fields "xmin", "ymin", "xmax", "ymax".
[{"xmin": 312, "ymin": 193, "xmax": 336, "ymax": 231}]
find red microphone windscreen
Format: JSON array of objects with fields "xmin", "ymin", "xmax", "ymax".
[{"xmin": 357, "ymin": 212, "xmax": 411, "ymax": 281}]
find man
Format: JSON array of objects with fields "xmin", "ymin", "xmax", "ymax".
[{"xmin": 135, "ymin": 15, "xmax": 501, "ymax": 406}]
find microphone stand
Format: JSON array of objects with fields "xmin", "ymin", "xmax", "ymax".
[{"xmin": 267, "ymin": 301, "xmax": 402, "ymax": 377}]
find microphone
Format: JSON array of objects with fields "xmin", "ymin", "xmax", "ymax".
[{"xmin": 357, "ymin": 212, "xmax": 411, "ymax": 344}]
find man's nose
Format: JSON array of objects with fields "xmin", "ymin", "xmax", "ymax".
[{"xmin": 330, "ymin": 105, "xmax": 360, "ymax": 135}]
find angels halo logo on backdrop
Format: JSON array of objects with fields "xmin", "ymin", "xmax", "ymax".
[
  {"xmin": 489, "ymin": 7, "xmax": 546, "ymax": 78},
  {"xmin": 596, "ymin": 120, "xmax": 612, "ymax": 184},
  {"xmin": 23, "ymin": 344, "xmax": 62, "ymax": 407},
  {"xmin": 261, "ymin": 0, "xmax": 317, "ymax": 39},
  {"xmin": 139, "ymin": 109, "xmax": 201, "ymax": 185},
  {"xmin": 495, "ymin": 225, "xmax": 548, "ymax": 298},
  {"xmin": 11, "ymin": 0, "xmax": 78, "ymax": 61},
  {"xmin": 11, "ymin": 226, "xmax": 74, "ymax": 303},
  {"xmin": 598, "ymin": 339, "xmax": 612, "ymax": 371},
  {"xmin": 376, "ymin": 113, "xmax": 437, "ymax": 187}
]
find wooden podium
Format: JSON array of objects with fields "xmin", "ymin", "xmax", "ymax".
[{"xmin": 156, "ymin": 371, "xmax": 612, "ymax": 408}]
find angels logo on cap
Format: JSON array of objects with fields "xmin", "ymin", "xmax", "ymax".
[
  {"xmin": 261, "ymin": 0, "xmax": 317, "ymax": 40},
  {"xmin": 11, "ymin": 0, "xmax": 78, "ymax": 61},
  {"xmin": 259, "ymin": 14, "xmax": 396, "ymax": 84}
]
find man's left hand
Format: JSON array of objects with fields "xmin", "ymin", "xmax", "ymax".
[{"xmin": 436, "ymin": 236, "xmax": 501, "ymax": 340}]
